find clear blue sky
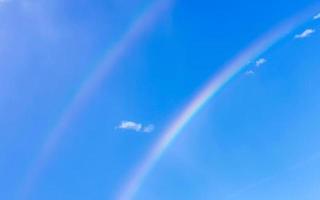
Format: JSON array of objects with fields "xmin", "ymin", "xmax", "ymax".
[{"xmin": 0, "ymin": 0, "xmax": 320, "ymax": 199}]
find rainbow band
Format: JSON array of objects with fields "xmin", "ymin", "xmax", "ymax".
[
  {"xmin": 118, "ymin": 4, "xmax": 320, "ymax": 200},
  {"xmin": 18, "ymin": 0, "xmax": 173, "ymax": 199}
]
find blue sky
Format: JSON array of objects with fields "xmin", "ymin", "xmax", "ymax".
[{"xmin": 0, "ymin": 0, "xmax": 320, "ymax": 199}]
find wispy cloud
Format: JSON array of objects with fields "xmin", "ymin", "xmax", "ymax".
[
  {"xmin": 255, "ymin": 58, "xmax": 267, "ymax": 67},
  {"xmin": 116, "ymin": 121, "xmax": 155, "ymax": 133},
  {"xmin": 143, "ymin": 124, "xmax": 155, "ymax": 133},
  {"xmin": 294, "ymin": 29, "xmax": 315, "ymax": 39},
  {"xmin": 117, "ymin": 121, "xmax": 142, "ymax": 132},
  {"xmin": 313, "ymin": 13, "xmax": 320, "ymax": 20},
  {"xmin": 245, "ymin": 70, "xmax": 255, "ymax": 76},
  {"xmin": 245, "ymin": 58, "xmax": 267, "ymax": 76}
]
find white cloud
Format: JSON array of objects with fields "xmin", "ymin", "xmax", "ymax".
[
  {"xmin": 245, "ymin": 70, "xmax": 255, "ymax": 76},
  {"xmin": 294, "ymin": 29, "xmax": 315, "ymax": 39},
  {"xmin": 245, "ymin": 58, "xmax": 266, "ymax": 76},
  {"xmin": 313, "ymin": 13, "xmax": 320, "ymax": 20},
  {"xmin": 116, "ymin": 121, "xmax": 155, "ymax": 133},
  {"xmin": 255, "ymin": 58, "xmax": 267, "ymax": 67},
  {"xmin": 117, "ymin": 121, "xmax": 142, "ymax": 132},
  {"xmin": 143, "ymin": 124, "xmax": 155, "ymax": 133}
]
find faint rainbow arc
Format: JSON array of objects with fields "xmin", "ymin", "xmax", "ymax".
[
  {"xmin": 118, "ymin": 4, "xmax": 320, "ymax": 200},
  {"xmin": 18, "ymin": 0, "xmax": 173, "ymax": 199}
]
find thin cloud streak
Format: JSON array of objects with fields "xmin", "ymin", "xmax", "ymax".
[
  {"xmin": 294, "ymin": 28, "xmax": 315, "ymax": 39},
  {"xmin": 313, "ymin": 12, "xmax": 320, "ymax": 19}
]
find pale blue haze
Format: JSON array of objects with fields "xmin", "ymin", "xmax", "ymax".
[{"xmin": 0, "ymin": 0, "xmax": 320, "ymax": 200}]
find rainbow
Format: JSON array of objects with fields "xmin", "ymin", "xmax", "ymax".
[
  {"xmin": 117, "ymin": 4, "xmax": 320, "ymax": 200},
  {"xmin": 18, "ymin": 0, "xmax": 173, "ymax": 199}
]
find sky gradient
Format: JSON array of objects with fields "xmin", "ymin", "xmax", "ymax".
[{"xmin": 0, "ymin": 0, "xmax": 320, "ymax": 200}]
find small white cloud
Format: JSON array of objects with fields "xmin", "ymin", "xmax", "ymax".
[
  {"xmin": 245, "ymin": 70, "xmax": 255, "ymax": 76},
  {"xmin": 255, "ymin": 58, "xmax": 267, "ymax": 67},
  {"xmin": 116, "ymin": 121, "xmax": 155, "ymax": 133},
  {"xmin": 294, "ymin": 29, "xmax": 315, "ymax": 39},
  {"xmin": 117, "ymin": 121, "xmax": 142, "ymax": 132},
  {"xmin": 143, "ymin": 124, "xmax": 155, "ymax": 133},
  {"xmin": 313, "ymin": 13, "xmax": 320, "ymax": 20}
]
